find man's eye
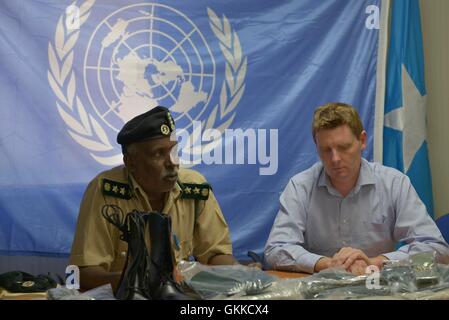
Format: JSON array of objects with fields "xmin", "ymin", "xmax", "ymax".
[
  {"xmin": 339, "ymin": 144, "xmax": 351, "ymax": 151},
  {"xmin": 150, "ymin": 151, "xmax": 163, "ymax": 158}
]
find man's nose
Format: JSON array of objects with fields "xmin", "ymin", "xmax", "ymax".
[
  {"xmin": 164, "ymin": 152, "xmax": 175, "ymax": 167},
  {"xmin": 330, "ymin": 149, "xmax": 341, "ymax": 162},
  {"xmin": 165, "ymin": 147, "xmax": 179, "ymax": 167}
]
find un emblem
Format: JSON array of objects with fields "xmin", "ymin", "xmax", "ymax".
[{"xmin": 48, "ymin": 1, "xmax": 246, "ymax": 166}]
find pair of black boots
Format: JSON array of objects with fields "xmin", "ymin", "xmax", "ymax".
[{"xmin": 102, "ymin": 206, "xmax": 190, "ymax": 300}]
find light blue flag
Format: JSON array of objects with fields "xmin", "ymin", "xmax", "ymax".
[
  {"xmin": 383, "ymin": 0, "xmax": 434, "ymax": 217},
  {"xmin": 0, "ymin": 0, "xmax": 380, "ymax": 258}
]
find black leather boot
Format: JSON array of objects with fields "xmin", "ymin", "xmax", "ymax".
[
  {"xmin": 146, "ymin": 212, "xmax": 191, "ymax": 300},
  {"xmin": 113, "ymin": 211, "xmax": 151, "ymax": 300}
]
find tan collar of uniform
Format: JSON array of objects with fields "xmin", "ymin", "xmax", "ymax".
[{"xmin": 126, "ymin": 168, "xmax": 182, "ymax": 204}]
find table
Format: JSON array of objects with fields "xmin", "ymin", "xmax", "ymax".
[
  {"xmin": 265, "ymin": 270, "xmax": 310, "ymax": 279},
  {"xmin": 0, "ymin": 288, "xmax": 47, "ymax": 300}
]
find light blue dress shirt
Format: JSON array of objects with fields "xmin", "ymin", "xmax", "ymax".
[{"xmin": 264, "ymin": 159, "xmax": 449, "ymax": 274}]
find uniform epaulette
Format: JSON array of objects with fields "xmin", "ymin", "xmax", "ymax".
[
  {"xmin": 102, "ymin": 178, "xmax": 133, "ymax": 200},
  {"xmin": 179, "ymin": 182, "xmax": 211, "ymax": 200}
]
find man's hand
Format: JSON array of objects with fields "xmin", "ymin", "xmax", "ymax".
[
  {"xmin": 208, "ymin": 254, "xmax": 262, "ymax": 269},
  {"xmin": 314, "ymin": 257, "xmax": 333, "ymax": 272},
  {"xmin": 332, "ymin": 248, "xmax": 388, "ymax": 275},
  {"xmin": 313, "ymin": 248, "xmax": 389, "ymax": 275},
  {"xmin": 345, "ymin": 255, "xmax": 388, "ymax": 275},
  {"xmin": 368, "ymin": 255, "xmax": 389, "ymax": 269},
  {"xmin": 331, "ymin": 247, "xmax": 370, "ymax": 269},
  {"xmin": 79, "ymin": 266, "xmax": 121, "ymax": 291},
  {"xmin": 208, "ymin": 254, "xmax": 239, "ymax": 265},
  {"xmin": 347, "ymin": 259, "xmax": 369, "ymax": 275}
]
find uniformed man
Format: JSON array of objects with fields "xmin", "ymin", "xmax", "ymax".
[{"xmin": 69, "ymin": 106, "xmax": 238, "ymax": 291}]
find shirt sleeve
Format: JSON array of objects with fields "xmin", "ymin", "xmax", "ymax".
[
  {"xmin": 69, "ymin": 177, "xmax": 120, "ymax": 272},
  {"xmin": 385, "ymin": 174, "xmax": 449, "ymax": 263},
  {"xmin": 192, "ymin": 189, "xmax": 233, "ymax": 264},
  {"xmin": 264, "ymin": 179, "xmax": 324, "ymax": 274}
]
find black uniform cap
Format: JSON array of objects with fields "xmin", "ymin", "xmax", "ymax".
[{"xmin": 117, "ymin": 106, "xmax": 175, "ymax": 152}]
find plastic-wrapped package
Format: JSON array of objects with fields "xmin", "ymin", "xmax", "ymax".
[
  {"xmin": 312, "ymin": 284, "xmax": 394, "ymax": 300},
  {"xmin": 46, "ymin": 256, "xmax": 449, "ymax": 300},
  {"xmin": 296, "ymin": 268, "xmax": 367, "ymax": 299},
  {"xmin": 177, "ymin": 261, "xmax": 276, "ymax": 299},
  {"xmin": 234, "ymin": 263, "xmax": 448, "ymax": 300},
  {"xmin": 381, "ymin": 259, "xmax": 417, "ymax": 293},
  {"xmin": 47, "ymin": 286, "xmax": 82, "ymax": 300},
  {"xmin": 409, "ymin": 251, "xmax": 440, "ymax": 288},
  {"xmin": 398, "ymin": 283, "xmax": 449, "ymax": 300},
  {"xmin": 437, "ymin": 263, "xmax": 449, "ymax": 283},
  {"xmin": 47, "ymin": 284, "xmax": 116, "ymax": 300},
  {"xmin": 226, "ymin": 268, "xmax": 373, "ymax": 300},
  {"xmin": 312, "ymin": 252, "xmax": 446, "ymax": 300},
  {"xmin": 78, "ymin": 284, "xmax": 117, "ymax": 300},
  {"xmin": 223, "ymin": 268, "xmax": 386, "ymax": 300},
  {"xmin": 397, "ymin": 264, "xmax": 449, "ymax": 300},
  {"xmin": 222, "ymin": 278, "xmax": 305, "ymax": 300}
]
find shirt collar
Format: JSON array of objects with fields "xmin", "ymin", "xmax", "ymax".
[
  {"xmin": 318, "ymin": 158, "xmax": 376, "ymax": 195},
  {"xmin": 126, "ymin": 168, "xmax": 182, "ymax": 202},
  {"xmin": 357, "ymin": 158, "xmax": 376, "ymax": 186}
]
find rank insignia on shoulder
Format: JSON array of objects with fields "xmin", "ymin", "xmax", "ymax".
[
  {"xmin": 180, "ymin": 183, "xmax": 211, "ymax": 200},
  {"xmin": 102, "ymin": 179, "xmax": 133, "ymax": 199}
]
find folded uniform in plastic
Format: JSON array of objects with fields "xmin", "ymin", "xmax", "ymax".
[{"xmin": 184, "ymin": 265, "xmax": 276, "ymax": 299}]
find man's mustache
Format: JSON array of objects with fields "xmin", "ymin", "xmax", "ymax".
[{"xmin": 163, "ymin": 170, "xmax": 179, "ymax": 178}]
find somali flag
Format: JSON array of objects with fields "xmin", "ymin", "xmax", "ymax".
[{"xmin": 383, "ymin": 0, "xmax": 434, "ymax": 217}]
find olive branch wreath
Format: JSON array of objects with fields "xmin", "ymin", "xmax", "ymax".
[{"xmin": 48, "ymin": 1, "xmax": 246, "ymax": 166}]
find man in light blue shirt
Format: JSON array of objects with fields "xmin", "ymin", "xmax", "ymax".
[{"xmin": 264, "ymin": 103, "xmax": 449, "ymax": 275}]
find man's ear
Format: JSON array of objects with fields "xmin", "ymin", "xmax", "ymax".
[
  {"xmin": 123, "ymin": 153, "xmax": 134, "ymax": 173},
  {"xmin": 360, "ymin": 130, "xmax": 367, "ymax": 151}
]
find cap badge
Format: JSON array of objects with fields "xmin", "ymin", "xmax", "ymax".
[
  {"xmin": 21, "ymin": 281, "xmax": 35, "ymax": 288},
  {"xmin": 161, "ymin": 124, "xmax": 170, "ymax": 135}
]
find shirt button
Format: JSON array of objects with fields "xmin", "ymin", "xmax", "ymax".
[
  {"xmin": 121, "ymin": 251, "xmax": 127, "ymax": 257},
  {"xmin": 343, "ymin": 219, "xmax": 347, "ymax": 223}
]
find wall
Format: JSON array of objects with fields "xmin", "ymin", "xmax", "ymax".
[{"xmin": 420, "ymin": 0, "xmax": 449, "ymax": 219}]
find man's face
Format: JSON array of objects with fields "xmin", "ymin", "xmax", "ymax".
[
  {"xmin": 315, "ymin": 125, "xmax": 366, "ymax": 186},
  {"xmin": 124, "ymin": 137, "xmax": 179, "ymax": 195}
]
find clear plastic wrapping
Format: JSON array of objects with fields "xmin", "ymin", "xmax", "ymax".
[
  {"xmin": 177, "ymin": 261, "xmax": 277, "ymax": 299},
  {"xmin": 47, "ymin": 251, "xmax": 449, "ymax": 300},
  {"xmin": 410, "ymin": 251, "xmax": 441, "ymax": 288},
  {"xmin": 222, "ymin": 278, "xmax": 305, "ymax": 300},
  {"xmin": 47, "ymin": 284, "xmax": 116, "ymax": 300},
  {"xmin": 217, "ymin": 251, "xmax": 449, "ymax": 300},
  {"xmin": 381, "ymin": 259, "xmax": 417, "ymax": 293}
]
